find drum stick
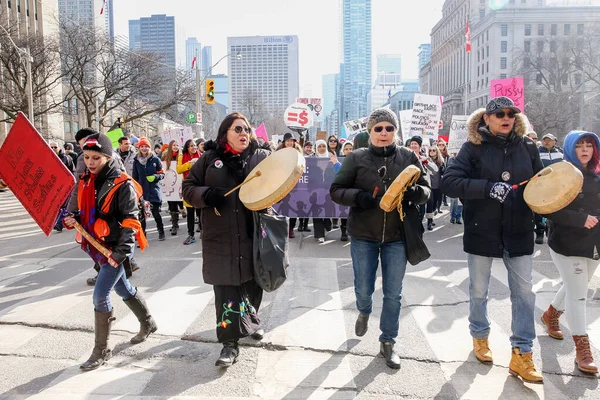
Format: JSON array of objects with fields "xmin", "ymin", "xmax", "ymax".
[
  {"xmin": 372, "ymin": 186, "xmax": 379, "ymax": 198},
  {"xmin": 72, "ymin": 221, "xmax": 113, "ymax": 259},
  {"xmin": 511, "ymin": 168, "xmax": 552, "ymax": 189},
  {"xmin": 224, "ymin": 171, "xmax": 262, "ymax": 197}
]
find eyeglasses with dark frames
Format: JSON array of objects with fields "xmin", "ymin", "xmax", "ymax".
[
  {"xmin": 230, "ymin": 126, "xmax": 251, "ymax": 134},
  {"xmin": 373, "ymin": 126, "xmax": 396, "ymax": 133}
]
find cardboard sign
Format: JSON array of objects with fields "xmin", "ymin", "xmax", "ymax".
[
  {"xmin": 447, "ymin": 115, "xmax": 469, "ymax": 154},
  {"xmin": 295, "ymin": 97, "xmax": 323, "ymax": 116},
  {"xmin": 399, "ymin": 110, "xmax": 412, "ymax": 143},
  {"xmin": 161, "ymin": 127, "xmax": 194, "ymax": 147},
  {"xmin": 106, "ymin": 128, "xmax": 123, "ymax": 149},
  {"xmin": 409, "ymin": 94, "xmax": 443, "ymax": 141},
  {"xmin": 159, "ymin": 161, "xmax": 182, "ymax": 202},
  {"xmin": 490, "ymin": 77, "xmax": 525, "ymax": 111},
  {"xmin": 342, "ymin": 117, "xmax": 368, "ymax": 140},
  {"xmin": 0, "ymin": 113, "xmax": 76, "ymax": 236},
  {"xmin": 316, "ymin": 131, "xmax": 328, "ymax": 141}
]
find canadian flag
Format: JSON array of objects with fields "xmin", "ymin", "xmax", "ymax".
[
  {"xmin": 191, "ymin": 56, "xmax": 197, "ymax": 70},
  {"xmin": 100, "ymin": 0, "xmax": 107, "ymax": 15},
  {"xmin": 465, "ymin": 19, "xmax": 472, "ymax": 54}
]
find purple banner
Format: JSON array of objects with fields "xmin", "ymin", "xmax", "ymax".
[{"xmin": 273, "ymin": 157, "xmax": 350, "ymax": 218}]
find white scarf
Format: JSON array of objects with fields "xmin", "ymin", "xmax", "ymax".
[{"xmin": 315, "ymin": 139, "xmax": 329, "ymax": 158}]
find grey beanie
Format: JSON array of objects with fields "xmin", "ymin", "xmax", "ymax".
[{"xmin": 367, "ymin": 108, "xmax": 399, "ymax": 134}]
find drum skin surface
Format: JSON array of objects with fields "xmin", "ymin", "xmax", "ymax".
[
  {"xmin": 524, "ymin": 161, "xmax": 583, "ymax": 214},
  {"xmin": 239, "ymin": 147, "xmax": 306, "ymax": 211},
  {"xmin": 379, "ymin": 165, "xmax": 421, "ymax": 212}
]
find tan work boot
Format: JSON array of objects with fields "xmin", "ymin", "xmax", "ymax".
[
  {"xmin": 473, "ymin": 337, "xmax": 493, "ymax": 364},
  {"xmin": 509, "ymin": 348, "xmax": 543, "ymax": 383},
  {"xmin": 573, "ymin": 335, "xmax": 599, "ymax": 374},
  {"xmin": 541, "ymin": 304, "xmax": 564, "ymax": 340}
]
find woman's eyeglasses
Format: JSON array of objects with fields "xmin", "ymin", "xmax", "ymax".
[
  {"xmin": 493, "ymin": 111, "xmax": 516, "ymax": 119},
  {"xmin": 373, "ymin": 126, "xmax": 395, "ymax": 133},
  {"xmin": 230, "ymin": 126, "xmax": 251, "ymax": 134}
]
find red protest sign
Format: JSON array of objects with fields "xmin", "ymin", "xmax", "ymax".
[{"xmin": 0, "ymin": 113, "xmax": 76, "ymax": 236}]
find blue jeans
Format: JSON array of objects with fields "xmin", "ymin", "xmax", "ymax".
[
  {"xmin": 467, "ymin": 252, "xmax": 536, "ymax": 353},
  {"xmin": 93, "ymin": 258, "xmax": 137, "ymax": 312},
  {"xmin": 450, "ymin": 198, "xmax": 462, "ymax": 221},
  {"xmin": 350, "ymin": 238, "xmax": 407, "ymax": 343}
]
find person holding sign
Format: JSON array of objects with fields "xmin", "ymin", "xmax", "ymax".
[
  {"xmin": 162, "ymin": 140, "xmax": 184, "ymax": 236},
  {"xmin": 442, "ymin": 96, "xmax": 544, "ymax": 383},
  {"xmin": 330, "ymin": 108, "xmax": 431, "ymax": 369},
  {"xmin": 62, "ymin": 133, "xmax": 156, "ymax": 371},
  {"xmin": 177, "ymin": 139, "xmax": 202, "ymax": 245}
]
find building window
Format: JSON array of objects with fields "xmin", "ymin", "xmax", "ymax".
[
  {"xmin": 577, "ymin": 24, "xmax": 584, "ymax": 35},
  {"xmin": 487, "ymin": 30, "xmax": 489, "ymax": 41},
  {"xmin": 477, "ymin": 50, "xmax": 480, "ymax": 62},
  {"xmin": 550, "ymin": 41, "xmax": 557, "ymax": 52},
  {"xmin": 525, "ymin": 24, "xmax": 531, "ymax": 36},
  {"xmin": 501, "ymin": 57, "xmax": 507, "ymax": 69},
  {"xmin": 487, "ymin": 46, "xmax": 490, "ymax": 57},
  {"xmin": 480, "ymin": 9, "xmax": 485, "ymax": 18},
  {"xmin": 64, "ymin": 121, "xmax": 71, "ymax": 134},
  {"xmin": 487, "ymin": 61, "xmax": 489, "ymax": 72},
  {"xmin": 538, "ymin": 24, "xmax": 544, "ymax": 36},
  {"xmin": 501, "ymin": 24, "xmax": 508, "ymax": 36},
  {"xmin": 524, "ymin": 40, "xmax": 531, "ymax": 53},
  {"xmin": 551, "ymin": 24, "xmax": 557, "ymax": 35},
  {"xmin": 537, "ymin": 40, "xmax": 544, "ymax": 52},
  {"xmin": 501, "ymin": 41, "xmax": 508, "ymax": 53},
  {"xmin": 564, "ymin": 24, "xmax": 570, "ymax": 35},
  {"xmin": 73, "ymin": 121, "xmax": 79, "ymax": 132},
  {"xmin": 478, "ymin": 66, "xmax": 480, "ymax": 77},
  {"xmin": 536, "ymin": 73, "xmax": 543, "ymax": 85},
  {"xmin": 500, "ymin": 73, "xmax": 507, "ymax": 79}
]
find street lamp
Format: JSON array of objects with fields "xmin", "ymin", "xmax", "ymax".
[{"xmin": 0, "ymin": 24, "xmax": 34, "ymax": 121}]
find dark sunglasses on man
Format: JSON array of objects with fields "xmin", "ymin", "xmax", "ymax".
[{"xmin": 373, "ymin": 126, "xmax": 395, "ymax": 133}]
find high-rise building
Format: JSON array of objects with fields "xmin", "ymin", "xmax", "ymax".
[
  {"xmin": 202, "ymin": 46, "xmax": 213, "ymax": 76},
  {"xmin": 418, "ymin": 44, "xmax": 431, "ymax": 71},
  {"xmin": 377, "ymin": 54, "xmax": 402, "ymax": 75},
  {"xmin": 129, "ymin": 20, "xmax": 141, "ymax": 50},
  {"xmin": 129, "ymin": 14, "xmax": 176, "ymax": 68},
  {"xmin": 103, "ymin": 0, "xmax": 114, "ymax": 43},
  {"xmin": 186, "ymin": 37, "xmax": 201, "ymax": 77},
  {"xmin": 341, "ymin": 0, "xmax": 372, "ymax": 121},
  {"xmin": 322, "ymin": 73, "xmax": 340, "ymax": 135},
  {"xmin": 367, "ymin": 73, "xmax": 402, "ymax": 112},
  {"xmin": 228, "ymin": 35, "xmax": 299, "ymax": 118}
]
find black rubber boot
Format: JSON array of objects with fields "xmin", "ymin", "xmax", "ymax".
[
  {"xmin": 124, "ymin": 291, "xmax": 158, "ymax": 344},
  {"xmin": 170, "ymin": 212, "xmax": 179, "ymax": 235},
  {"xmin": 215, "ymin": 340, "xmax": 239, "ymax": 367},
  {"xmin": 158, "ymin": 229, "xmax": 165, "ymax": 241},
  {"xmin": 340, "ymin": 225, "xmax": 348, "ymax": 242},
  {"xmin": 380, "ymin": 342, "xmax": 401, "ymax": 369},
  {"xmin": 427, "ymin": 219, "xmax": 433, "ymax": 231},
  {"xmin": 80, "ymin": 309, "xmax": 115, "ymax": 371}
]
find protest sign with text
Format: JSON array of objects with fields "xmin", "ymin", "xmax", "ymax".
[
  {"xmin": 342, "ymin": 116, "xmax": 368, "ymax": 141},
  {"xmin": 447, "ymin": 115, "xmax": 470, "ymax": 154},
  {"xmin": 295, "ymin": 97, "xmax": 323, "ymax": 116},
  {"xmin": 273, "ymin": 157, "xmax": 349, "ymax": 218},
  {"xmin": 159, "ymin": 161, "xmax": 182, "ymax": 202},
  {"xmin": 399, "ymin": 110, "xmax": 412, "ymax": 143},
  {"xmin": 490, "ymin": 77, "xmax": 524, "ymax": 111},
  {"xmin": 0, "ymin": 113, "xmax": 76, "ymax": 236},
  {"xmin": 408, "ymin": 94, "xmax": 443, "ymax": 141},
  {"xmin": 161, "ymin": 127, "xmax": 194, "ymax": 146}
]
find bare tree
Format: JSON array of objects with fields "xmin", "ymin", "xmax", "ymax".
[
  {"xmin": 238, "ymin": 89, "xmax": 267, "ymax": 126},
  {"xmin": 262, "ymin": 110, "xmax": 289, "ymax": 137},
  {"xmin": 59, "ymin": 23, "xmax": 195, "ymax": 131}
]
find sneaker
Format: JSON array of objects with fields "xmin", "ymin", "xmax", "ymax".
[
  {"xmin": 318, "ymin": 237, "xmax": 325, "ymax": 243},
  {"xmin": 340, "ymin": 233, "xmax": 348, "ymax": 242},
  {"xmin": 535, "ymin": 233, "xmax": 544, "ymax": 245},
  {"xmin": 86, "ymin": 275, "xmax": 97, "ymax": 286},
  {"xmin": 158, "ymin": 231, "xmax": 165, "ymax": 241},
  {"xmin": 183, "ymin": 236, "xmax": 196, "ymax": 245}
]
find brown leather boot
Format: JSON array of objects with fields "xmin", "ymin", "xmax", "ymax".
[
  {"xmin": 509, "ymin": 348, "xmax": 543, "ymax": 383},
  {"xmin": 541, "ymin": 304, "xmax": 564, "ymax": 340},
  {"xmin": 573, "ymin": 335, "xmax": 598, "ymax": 374},
  {"xmin": 473, "ymin": 337, "xmax": 493, "ymax": 364}
]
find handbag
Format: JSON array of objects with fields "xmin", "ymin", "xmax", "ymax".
[
  {"xmin": 252, "ymin": 209, "xmax": 289, "ymax": 292},
  {"xmin": 401, "ymin": 203, "xmax": 431, "ymax": 265}
]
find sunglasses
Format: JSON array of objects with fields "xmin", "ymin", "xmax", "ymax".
[
  {"xmin": 329, "ymin": 139, "xmax": 338, "ymax": 143},
  {"xmin": 230, "ymin": 126, "xmax": 251, "ymax": 134},
  {"xmin": 50, "ymin": 146, "xmax": 58, "ymax": 149},
  {"xmin": 493, "ymin": 111, "xmax": 516, "ymax": 119},
  {"xmin": 373, "ymin": 126, "xmax": 395, "ymax": 133}
]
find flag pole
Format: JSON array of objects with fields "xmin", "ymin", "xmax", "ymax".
[{"xmin": 464, "ymin": 9, "xmax": 471, "ymax": 115}]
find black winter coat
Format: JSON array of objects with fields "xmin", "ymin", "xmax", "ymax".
[
  {"xmin": 546, "ymin": 166, "xmax": 600, "ymax": 259},
  {"xmin": 182, "ymin": 139, "xmax": 271, "ymax": 286},
  {"xmin": 441, "ymin": 109, "xmax": 543, "ymax": 258},
  {"xmin": 330, "ymin": 143, "xmax": 430, "ymax": 243},
  {"xmin": 132, "ymin": 154, "xmax": 164, "ymax": 204}
]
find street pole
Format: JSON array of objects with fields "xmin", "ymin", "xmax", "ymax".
[
  {"xmin": 24, "ymin": 47, "xmax": 34, "ymax": 122},
  {"xmin": 96, "ymin": 95, "xmax": 100, "ymax": 132},
  {"xmin": 195, "ymin": 48, "xmax": 202, "ymax": 120}
]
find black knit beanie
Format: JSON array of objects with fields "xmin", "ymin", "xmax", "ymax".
[{"xmin": 81, "ymin": 133, "xmax": 113, "ymax": 157}]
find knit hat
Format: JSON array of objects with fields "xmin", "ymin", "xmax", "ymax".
[
  {"xmin": 409, "ymin": 135, "xmax": 423, "ymax": 147},
  {"xmin": 81, "ymin": 133, "xmax": 113, "ymax": 157},
  {"xmin": 75, "ymin": 127, "xmax": 98, "ymax": 143},
  {"xmin": 138, "ymin": 137, "xmax": 152, "ymax": 148},
  {"xmin": 367, "ymin": 108, "xmax": 399, "ymax": 134}
]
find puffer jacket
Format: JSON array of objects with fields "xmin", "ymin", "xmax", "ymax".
[
  {"xmin": 441, "ymin": 109, "xmax": 543, "ymax": 258},
  {"xmin": 538, "ymin": 145, "xmax": 564, "ymax": 168},
  {"xmin": 132, "ymin": 153, "xmax": 164, "ymax": 204},
  {"xmin": 546, "ymin": 131, "xmax": 600, "ymax": 259},
  {"xmin": 330, "ymin": 143, "xmax": 430, "ymax": 243},
  {"xmin": 182, "ymin": 139, "xmax": 271, "ymax": 286}
]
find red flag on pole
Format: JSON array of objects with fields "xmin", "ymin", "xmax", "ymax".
[
  {"xmin": 465, "ymin": 20, "xmax": 472, "ymax": 54},
  {"xmin": 100, "ymin": 0, "xmax": 107, "ymax": 15},
  {"xmin": 191, "ymin": 56, "xmax": 197, "ymax": 70}
]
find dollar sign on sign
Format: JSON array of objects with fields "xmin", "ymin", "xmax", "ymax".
[{"xmin": 298, "ymin": 110, "xmax": 308, "ymax": 126}]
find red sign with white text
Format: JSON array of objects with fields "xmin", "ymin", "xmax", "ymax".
[{"xmin": 0, "ymin": 113, "xmax": 76, "ymax": 236}]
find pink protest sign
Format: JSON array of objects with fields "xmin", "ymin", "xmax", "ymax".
[
  {"xmin": 254, "ymin": 123, "xmax": 269, "ymax": 142},
  {"xmin": 490, "ymin": 77, "xmax": 525, "ymax": 111}
]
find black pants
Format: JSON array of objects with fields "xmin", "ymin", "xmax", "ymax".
[
  {"xmin": 289, "ymin": 218, "xmax": 297, "ymax": 230},
  {"xmin": 313, "ymin": 218, "xmax": 332, "ymax": 239},
  {"xmin": 186, "ymin": 206, "xmax": 201, "ymax": 236},
  {"xmin": 214, "ymin": 279, "xmax": 263, "ymax": 343},
  {"xmin": 167, "ymin": 201, "xmax": 183, "ymax": 213},
  {"xmin": 141, "ymin": 201, "xmax": 163, "ymax": 233},
  {"xmin": 426, "ymin": 188, "xmax": 442, "ymax": 216}
]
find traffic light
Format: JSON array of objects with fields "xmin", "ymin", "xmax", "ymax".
[
  {"xmin": 116, "ymin": 117, "xmax": 123, "ymax": 128},
  {"xmin": 205, "ymin": 79, "xmax": 215, "ymax": 104}
]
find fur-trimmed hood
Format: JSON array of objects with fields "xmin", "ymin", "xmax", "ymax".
[{"xmin": 466, "ymin": 108, "xmax": 528, "ymax": 145}]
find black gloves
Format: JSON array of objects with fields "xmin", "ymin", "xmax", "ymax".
[
  {"xmin": 356, "ymin": 191, "xmax": 379, "ymax": 210},
  {"xmin": 486, "ymin": 182, "xmax": 512, "ymax": 203},
  {"xmin": 203, "ymin": 188, "xmax": 226, "ymax": 207},
  {"xmin": 403, "ymin": 186, "xmax": 421, "ymax": 202}
]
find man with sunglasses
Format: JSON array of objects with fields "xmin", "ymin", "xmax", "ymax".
[
  {"xmin": 331, "ymin": 108, "xmax": 431, "ymax": 369},
  {"xmin": 442, "ymin": 96, "xmax": 544, "ymax": 383}
]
